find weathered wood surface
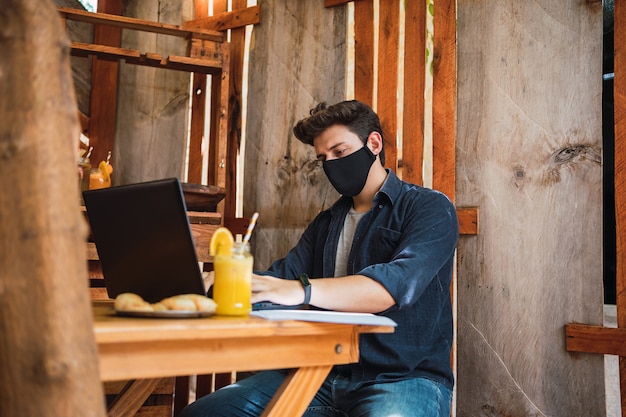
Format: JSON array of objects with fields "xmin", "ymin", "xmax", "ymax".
[
  {"xmin": 0, "ymin": 1, "xmax": 105, "ymax": 415},
  {"xmin": 54, "ymin": 0, "xmax": 92, "ymax": 116},
  {"xmin": 613, "ymin": 0, "xmax": 626, "ymax": 407},
  {"xmin": 456, "ymin": 1, "xmax": 605, "ymax": 415},
  {"xmin": 244, "ymin": 0, "xmax": 346, "ymax": 269},
  {"xmin": 114, "ymin": 0, "xmax": 192, "ymax": 185}
]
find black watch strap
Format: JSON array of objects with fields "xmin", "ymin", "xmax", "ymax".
[{"xmin": 298, "ymin": 273, "xmax": 311, "ymax": 305}]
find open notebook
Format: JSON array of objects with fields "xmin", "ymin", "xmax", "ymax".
[{"xmin": 83, "ymin": 178, "xmax": 206, "ymax": 304}]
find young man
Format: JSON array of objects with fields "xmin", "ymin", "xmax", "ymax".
[{"xmin": 181, "ymin": 100, "xmax": 459, "ymax": 417}]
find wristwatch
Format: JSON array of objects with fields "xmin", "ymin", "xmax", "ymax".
[{"xmin": 298, "ymin": 273, "xmax": 311, "ymax": 305}]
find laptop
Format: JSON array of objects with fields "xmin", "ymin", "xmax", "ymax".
[{"xmin": 83, "ymin": 178, "xmax": 206, "ymax": 304}]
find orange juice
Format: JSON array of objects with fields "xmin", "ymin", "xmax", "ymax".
[
  {"xmin": 89, "ymin": 169, "xmax": 111, "ymax": 190},
  {"xmin": 213, "ymin": 242, "xmax": 253, "ymax": 315}
]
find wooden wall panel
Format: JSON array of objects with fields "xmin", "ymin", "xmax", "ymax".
[
  {"xmin": 401, "ymin": 0, "xmax": 426, "ymax": 186},
  {"xmin": 113, "ymin": 0, "xmax": 191, "ymax": 186},
  {"xmin": 614, "ymin": 0, "xmax": 626, "ymax": 406},
  {"xmin": 376, "ymin": 0, "xmax": 399, "ymax": 172},
  {"xmin": 432, "ymin": 0, "xmax": 456, "ymax": 201},
  {"xmin": 353, "ymin": 0, "xmax": 374, "ymax": 106},
  {"xmin": 456, "ymin": 1, "xmax": 604, "ymax": 415},
  {"xmin": 244, "ymin": 0, "xmax": 346, "ymax": 269}
]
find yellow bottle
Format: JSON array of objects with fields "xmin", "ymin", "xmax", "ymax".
[{"xmin": 213, "ymin": 242, "xmax": 253, "ymax": 316}]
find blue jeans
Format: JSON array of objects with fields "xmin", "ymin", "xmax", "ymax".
[{"xmin": 179, "ymin": 368, "xmax": 452, "ymax": 417}]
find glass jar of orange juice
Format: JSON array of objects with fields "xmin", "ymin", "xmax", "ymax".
[
  {"xmin": 213, "ymin": 242, "xmax": 253, "ymax": 316},
  {"xmin": 89, "ymin": 168, "xmax": 111, "ymax": 189}
]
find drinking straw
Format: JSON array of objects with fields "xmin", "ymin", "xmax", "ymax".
[{"xmin": 243, "ymin": 212, "xmax": 259, "ymax": 244}]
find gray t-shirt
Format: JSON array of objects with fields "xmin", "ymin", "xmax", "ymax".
[{"xmin": 334, "ymin": 207, "xmax": 367, "ymax": 277}]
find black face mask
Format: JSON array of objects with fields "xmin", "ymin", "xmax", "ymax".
[{"xmin": 322, "ymin": 146, "xmax": 376, "ymax": 196}]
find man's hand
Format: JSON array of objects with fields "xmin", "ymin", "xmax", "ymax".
[{"xmin": 251, "ymin": 274, "xmax": 305, "ymax": 306}]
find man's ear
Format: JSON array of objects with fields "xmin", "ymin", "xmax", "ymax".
[{"xmin": 367, "ymin": 131, "xmax": 384, "ymax": 157}]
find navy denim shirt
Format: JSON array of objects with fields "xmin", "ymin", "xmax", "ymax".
[{"xmin": 261, "ymin": 169, "xmax": 459, "ymax": 390}]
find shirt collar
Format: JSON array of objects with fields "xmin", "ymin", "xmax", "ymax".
[
  {"xmin": 374, "ymin": 169, "xmax": 402, "ymax": 206},
  {"xmin": 329, "ymin": 169, "xmax": 403, "ymax": 215}
]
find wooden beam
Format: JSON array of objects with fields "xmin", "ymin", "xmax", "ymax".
[
  {"xmin": 183, "ymin": 5, "xmax": 261, "ymax": 31},
  {"xmin": 457, "ymin": 207, "xmax": 478, "ymax": 235},
  {"xmin": 186, "ymin": 1, "xmax": 210, "ymax": 185},
  {"xmin": 566, "ymin": 324, "xmax": 626, "ymax": 356},
  {"xmin": 376, "ymin": 0, "xmax": 400, "ymax": 172},
  {"xmin": 58, "ymin": 7, "xmax": 224, "ymax": 42},
  {"xmin": 325, "ymin": 0, "xmax": 352, "ymax": 7},
  {"xmin": 613, "ymin": 0, "xmax": 626, "ymax": 408},
  {"xmin": 432, "ymin": 0, "xmax": 456, "ymax": 201},
  {"xmin": 401, "ymin": 0, "xmax": 426, "ymax": 186},
  {"xmin": 353, "ymin": 0, "xmax": 374, "ymax": 106},
  {"xmin": 88, "ymin": 0, "xmax": 122, "ymax": 170},
  {"xmin": 70, "ymin": 42, "xmax": 225, "ymax": 74}
]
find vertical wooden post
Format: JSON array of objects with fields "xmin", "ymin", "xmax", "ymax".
[
  {"xmin": 376, "ymin": 0, "xmax": 400, "ymax": 172},
  {"xmin": 401, "ymin": 1, "xmax": 427, "ymax": 186},
  {"xmin": 89, "ymin": 0, "xmax": 122, "ymax": 168},
  {"xmin": 0, "ymin": 1, "xmax": 106, "ymax": 416},
  {"xmin": 353, "ymin": 0, "xmax": 375, "ymax": 106},
  {"xmin": 613, "ymin": 0, "xmax": 626, "ymax": 408}
]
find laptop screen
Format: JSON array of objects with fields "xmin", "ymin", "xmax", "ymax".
[{"xmin": 83, "ymin": 178, "xmax": 206, "ymax": 303}]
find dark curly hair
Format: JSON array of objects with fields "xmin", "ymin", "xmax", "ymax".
[{"xmin": 293, "ymin": 100, "xmax": 385, "ymax": 165}]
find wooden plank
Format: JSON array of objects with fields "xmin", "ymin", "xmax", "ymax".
[
  {"xmin": 58, "ymin": 7, "xmax": 224, "ymax": 42},
  {"xmin": 376, "ymin": 0, "xmax": 399, "ymax": 172},
  {"xmin": 353, "ymin": 0, "xmax": 374, "ymax": 106},
  {"xmin": 262, "ymin": 366, "xmax": 332, "ymax": 417},
  {"xmin": 457, "ymin": 207, "xmax": 478, "ymax": 235},
  {"xmin": 432, "ymin": 0, "xmax": 456, "ymax": 201},
  {"xmin": 107, "ymin": 379, "xmax": 161, "ymax": 417},
  {"xmin": 183, "ymin": 5, "xmax": 261, "ymax": 31},
  {"xmin": 401, "ymin": 0, "xmax": 426, "ymax": 186},
  {"xmin": 186, "ymin": 0, "xmax": 209, "ymax": 184},
  {"xmin": 70, "ymin": 41, "xmax": 142, "ymax": 60},
  {"xmin": 325, "ymin": 0, "xmax": 351, "ymax": 7},
  {"xmin": 613, "ymin": 0, "xmax": 626, "ymax": 409},
  {"xmin": 71, "ymin": 41, "xmax": 225, "ymax": 74},
  {"xmin": 456, "ymin": 1, "xmax": 604, "ymax": 415},
  {"xmin": 223, "ymin": 0, "xmax": 249, "ymax": 221},
  {"xmin": 88, "ymin": 0, "xmax": 122, "ymax": 171},
  {"xmin": 566, "ymin": 324, "xmax": 626, "ymax": 356}
]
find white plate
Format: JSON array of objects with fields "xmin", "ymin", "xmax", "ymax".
[{"xmin": 115, "ymin": 309, "xmax": 215, "ymax": 318}]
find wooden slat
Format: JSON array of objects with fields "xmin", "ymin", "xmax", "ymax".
[
  {"xmin": 88, "ymin": 0, "xmax": 122, "ymax": 171},
  {"xmin": 71, "ymin": 42, "xmax": 142, "ymax": 61},
  {"xmin": 401, "ymin": 0, "xmax": 427, "ymax": 186},
  {"xmin": 376, "ymin": 0, "xmax": 400, "ymax": 172},
  {"xmin": 71, "ymin": 42, "xmax": 225, "ymax": 74},
  {"xmin": 566, "ymin": 324, "xmax": 626, "ymax": 356},
  {"xmin": 324, "ymin": 0, "xmax": 351, "ymax": 7},
  {"xmin": 107, "ymin": 379, "xmax": 161, "ymax": 417},
  {"xmin": 186, "ymin": 0, "xmax": 210, "ymax": 184},
  {"xmin": 353, "ymin": 0, "xmax": 374, "ymax": 106},
  {"xmin": 58, "ymin": 7, "xmax": 224, "ymax": 42},
  {"xmin": 183, "ymin": 5, "xmax": 261, "ymax": 31},
  {"xmin": 222, "ymin": 0, "xmax": 249, "ymax": 221},
  {"xmin": 457, "ymin": 207, "xmax": 478, "ymax": 235},
  {"xmin": 431, "ymin": 0, "xmax": 456, "ymax": 201},
  {"xmin": 614, "ymin": 0, "xmax": 626, "ymax": 409}
]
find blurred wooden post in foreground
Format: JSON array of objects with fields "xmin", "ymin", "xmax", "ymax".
[{"xmin": 0, "ymin": 1, "xmax": 106, "ymax": 416}]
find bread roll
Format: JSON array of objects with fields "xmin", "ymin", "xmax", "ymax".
[
  {"xmin": 159, "ymin": 294, "xmax": 217, "ymax": 313},
  {"xmin": 114, "ymin": 293, "xmax": 153, "ymax": 312},
  {"xmin": 160, "ymin": 295, "xmax": 197, "ymax": 311}
]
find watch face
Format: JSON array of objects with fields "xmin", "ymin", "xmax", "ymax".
[{"xmin": 299, "ymin": 273, "xmax": 311, "ymax": 286}]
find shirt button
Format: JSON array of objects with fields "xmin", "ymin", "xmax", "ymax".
[{"xmin": 378, "ymin": 204, "xmax": 383, "ymax": 209}]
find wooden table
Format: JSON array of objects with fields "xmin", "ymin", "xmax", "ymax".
[{"xmin": 92, "ymin": 302, "xmax": 394, "ymax": 417}]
